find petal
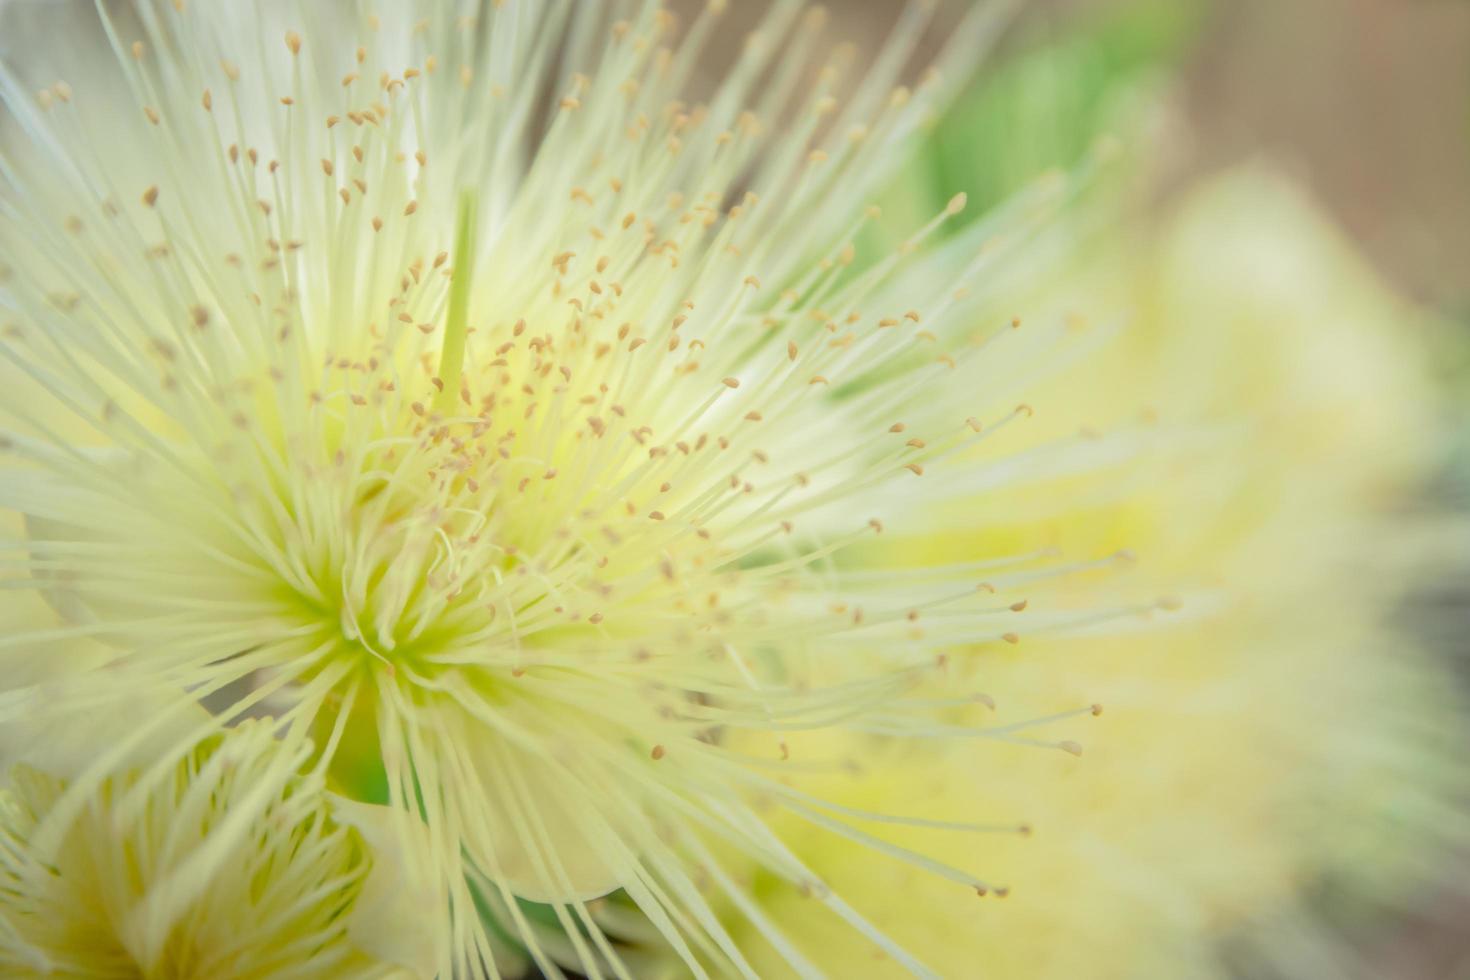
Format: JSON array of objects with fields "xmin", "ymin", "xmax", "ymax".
[{"xmin": 330, "ymin": 795, "xmax": 443, "ymax": 980}]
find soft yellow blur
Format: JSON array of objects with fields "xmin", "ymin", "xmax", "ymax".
[{"xmin": 719, "ymin": 167, "xmax": 1464, "ymax": 979}]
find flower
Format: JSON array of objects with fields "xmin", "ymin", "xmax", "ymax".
[
  {"xmin": 0, "ymin": 713, "xmax": 434, "ymax": 978},
  {"xmin": 0, "ymin": 1, "xmax": 1306, "ymax": 974},
  {"xmin": 695, "ymin": 168, "xmax": 1469, "ymax": 978}
]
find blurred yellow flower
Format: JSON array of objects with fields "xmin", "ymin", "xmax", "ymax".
[{"xmin": 706, "ymin": 167, "xmax": 1466, "ymax": 979}]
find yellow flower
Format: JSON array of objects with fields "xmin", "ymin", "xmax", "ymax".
[
  {"xmin": 707, "ymin": 168, "xmax": 1466, "ymax": 978},
  {"xmin": 0, "ymin": 715, "xmax": 435, "ymax": 978}
]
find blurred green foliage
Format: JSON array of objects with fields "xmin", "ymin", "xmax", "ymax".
[{"xmin": 918, "ymin": 0, "xmax": 1206, "ymax": 216}]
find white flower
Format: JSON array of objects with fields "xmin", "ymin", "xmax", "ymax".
[
  {"xmin": 0, "ymin": 2, "xmax": 1165, "ymax": 975},
  {"xmin": 0, "ymin": 715, "xmax": 435, "ymax": 978}
]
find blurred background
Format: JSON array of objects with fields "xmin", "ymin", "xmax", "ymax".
[
  {"xmin": 998, "ymin": 0, "xmax": 1469, "ymax": 317},
  {"xmin": 899, "ymin": 1, "xmax": 1470, "ymax": 976},
  {"xmin": 923, "ymin": 2, "xmax": 1470, "ymax": 975},
  {"xmin": 665, "ymin": 0, "xmax": 1468, "ymax": 316}
]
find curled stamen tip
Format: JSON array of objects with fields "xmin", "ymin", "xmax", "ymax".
[
  {"xmin": 974, "ymin": 886, "xmax": 987, "ymax": 898},
  {"xmin": 1001, "ymin": 632, "xmax": 1020, "ymax": 645},
  {"xmin": 976, "ymin": 582, "xmax": 994, "ymax": 593},
  {"xmin": 973, "ymin": 693, "xmax": 995, "ymax": 710},
  {"xmin": 1058, "ymin": 740, "xmax": 1083, "ymax": 757},
  {"xmin": 650, "ymin": 745, "xmax": 666, "ymax": 760},
  {"xmin": 946, "ymin": 192, "xmax": 967, "ymax": 215},
  {"xmin": 1157, "ymin": 595, "xmax": 1183, "ymax": 611},
  {"xmin": 1113, "ymin": 548, "xmax": 1138, "ymax": 563},
  {"xmin": 1090, "ymin": 703, "xmax": 1104, "ymax": 717},
  {"xmin": 994, "ymin": 887, "xmax": 1010, "ymax": 899},
  {"xmin": 1009, "ymin": 600, "xmax": 1028, "ymax": 612},
  {"xmin": 1017, "ymin": 824, "xmax": 1033, "ymax": 837}
]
